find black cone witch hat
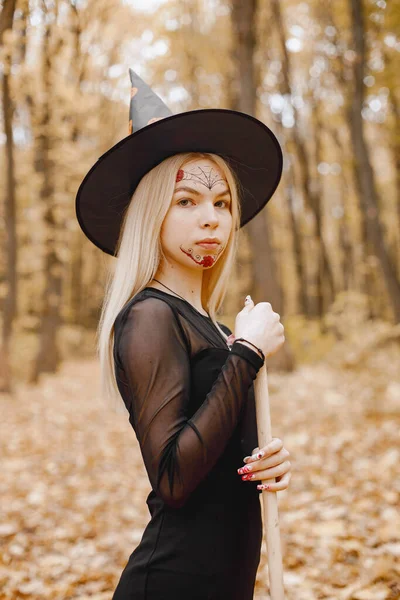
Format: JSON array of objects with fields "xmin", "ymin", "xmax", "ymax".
[{"xmin": 75, "ymin": 69, "xmax": 283, "ymax": 256}]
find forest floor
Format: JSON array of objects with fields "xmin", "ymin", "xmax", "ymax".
[{"xmin": 1, "ymin": 334, "xmax": 399, "ymax": 600}]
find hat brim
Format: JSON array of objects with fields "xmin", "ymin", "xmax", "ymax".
[{"xmin": 75, "ymin": 109, "xmax": 283, "ymax": 256}]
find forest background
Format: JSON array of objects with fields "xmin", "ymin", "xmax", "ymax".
[{"xmin": 0, "ymin": 0, "xmax": 399, "ymax": 599}]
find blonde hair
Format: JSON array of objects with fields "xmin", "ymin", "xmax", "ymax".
[{"xmin": 97, "ymin": 152, "xmax": 243, "ymax": 413}]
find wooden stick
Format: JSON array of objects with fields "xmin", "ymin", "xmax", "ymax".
[{"xmin": 253, "ymin": 361, "xmax": 286, "ymax": 599}]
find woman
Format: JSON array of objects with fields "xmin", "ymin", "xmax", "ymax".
[{"xmin": 76, "ymin": 70, "xmax": 292, "ymax": 599}]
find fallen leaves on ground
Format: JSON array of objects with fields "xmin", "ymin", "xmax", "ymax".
[{"xmin": 0, "ymin": 339, "xmax": 399, "ymax": 600}]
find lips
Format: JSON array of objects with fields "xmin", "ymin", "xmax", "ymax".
[
  {"xmin": 196, "ymin": 237, "xmax": 221, "ymax": 244},
  {"xmin": 197, "ymin": 242, "xmax": 220, "ymax": 249},
  {"xmin": 196, "ymin": 237, "xmax": 221, "ymax": 246}
]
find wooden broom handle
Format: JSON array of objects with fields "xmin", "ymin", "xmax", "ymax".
[{"xmin": 253, "ymin": 361, "xmax": 286, "ymax": 599}]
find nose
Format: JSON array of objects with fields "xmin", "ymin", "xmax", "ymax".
[{"xmin": 200, "ymin": 203, "xmax": 220, "ymax": 226}]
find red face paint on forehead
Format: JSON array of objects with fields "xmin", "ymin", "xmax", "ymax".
[{"xmin": 175, "ymin": 165, "xmax": 226, "ymax": 190}]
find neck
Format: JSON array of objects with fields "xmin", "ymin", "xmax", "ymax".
[{"xmin": 150, "ymin": 266, "xmax": 205, "ymax": 313}]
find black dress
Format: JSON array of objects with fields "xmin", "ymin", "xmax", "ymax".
[{"xmin": 111, "ymin": 287, "xmax": 265, "ymax": 600}]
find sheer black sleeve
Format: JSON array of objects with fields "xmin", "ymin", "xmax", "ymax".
[
  {"xmin": 219, "ymin": 324, "xmax": 263, "ymax": 495},
  {"xmin": 114, "ymin": 297, "xmax": 264, "ymax": 509}
]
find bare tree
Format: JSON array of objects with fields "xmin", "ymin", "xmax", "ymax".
[
  {"xmin": 270, "ymin": 0, "xmax": 335, "ymax": 320},
  {"xmin": 29, "ymin": 0, "xmax": 64, "ymax": 382},
  {"xmin": 348, "ymin": 0, "xmax": 400, "ymax": 322},
  {"xmin": 230, "ymin": 0, "xmax": 294, "ymax": 370},
  {"xmin": 0, "ymin": 0, "xmax": 18, "ymax": 393}
]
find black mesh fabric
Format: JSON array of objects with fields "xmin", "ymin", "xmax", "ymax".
[{"xmin": 111, "ymin": 287, "xmax": 265, "ymax": 597}]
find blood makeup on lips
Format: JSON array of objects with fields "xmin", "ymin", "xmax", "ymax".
[{"xmin": 180, "ymin": 245, "xmax": 224, "ymax": 267}]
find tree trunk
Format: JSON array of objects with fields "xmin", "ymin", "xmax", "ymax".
[
  {"xmin": 286, "ymin": 174, "xmax": 308, "ymax": 315},
  {"xmin": 29, "ymin": 11, "xmax": 64, "ymax": 383},
  {"xmin": 270, "ymin": 0, "xmax": 335, "ymax": 319},
  {"xmin": 325, "ymin": 126, "xmax": 355, "ymax": 293},
  {"xmin": 0, "ymin": 0, "xmax": 18, "ymax": 393},
  {"xmin": 230, "ymin": 0, "xmax": 295, "ymax": 371},
  {"xmin": 385, "ymin": 81, "xmax": 400, "ymax": 276},
  {"xmin": 348, "ymin": 0, "xmax": 400, "ymax": 322}
]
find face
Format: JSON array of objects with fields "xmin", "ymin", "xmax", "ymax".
[{"xmin": 159, "ymin": 158, "xmax": 233, "ymax": 271}]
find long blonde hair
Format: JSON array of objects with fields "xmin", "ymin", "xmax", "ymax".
[{"xmin": 98, "ymin": 152, "xmax": 243, "ymax": 413}]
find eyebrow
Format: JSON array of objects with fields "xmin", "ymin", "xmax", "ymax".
[{"xmin": 174, "ymin": 185, "xmax": 231, "ymax": 197}]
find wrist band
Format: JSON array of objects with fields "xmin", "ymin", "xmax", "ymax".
[{"xmin": 234, "ymin": 338, "xmax": 265, "ymax": 362}]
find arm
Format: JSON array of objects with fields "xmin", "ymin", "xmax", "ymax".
[
  {"xmin": 220, "ymin": 324, "xmax": 263, "ymax": 495},
  {"xmin": 115, "ymin": 297, "xmax": 265, "ymax": 509}
]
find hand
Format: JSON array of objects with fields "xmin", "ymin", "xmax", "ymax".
[
  {"xmin": 236, "ymin": 438, "xmax": 291, "ymax": 492},
  {"xmin": 234, "ymin": 296, "xmax": 285, "ymax": 358}
]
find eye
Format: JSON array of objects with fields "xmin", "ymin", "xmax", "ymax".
[
  {"xmin": 215, "ymin": 199, "xmax": 230, "ymax": 208},
  {"xmin": 177, "ymin": 198, "xmax": 230, "ymax": 208}
]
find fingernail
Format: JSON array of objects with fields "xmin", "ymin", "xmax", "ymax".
[
  {"xmin": 257, "ymin": 484, "xmax": 270, "ymax": 490},
  {"xmin": 243, "ymin": 456, "xmax": 252, "ymax": 463},
  {"xmin": 252, "ymin": 451, "xmax": 264, "ymax": 460},
  {"xmin": 237, "ymin": 465, "xmax": 252, "ymax": 474}
]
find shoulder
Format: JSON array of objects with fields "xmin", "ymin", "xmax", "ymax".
[
  {"xmin": 115, "ymin": 292, "xmax": 176, "ymax": 330},
  {"xmin": 134, "ymin": 292, "xmax": 185, "ymax": 320},
  {"xmin": 115, "ymin": 293, "xmax": 189, "ymax": 350}
]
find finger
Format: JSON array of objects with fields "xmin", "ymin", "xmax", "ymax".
[
  {"xmin": 243, "ymin": 447, "xmax": 259, "ymax": 464},
  {"xmin": 244, "ymin": 438, "xmax": 283, "ymax": 463},
  {"xmin": 257, "ymin": 471, "xmax": 291, "ymax": 492},
  {"xmin": 239, "ymin": 449, "xmax": 290, "ymax": 475},
  {"xmin": 252, "ymin": 448, "xmax": 291, "ymax": 471},
  {"xmin": 275, "ymin": 471, "xmax": 289, "ymax": 483},
  {"xmin": 244, "ymin": 460, "xmax": 291, "ymax": 482}
]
